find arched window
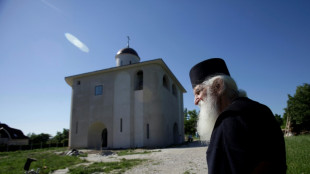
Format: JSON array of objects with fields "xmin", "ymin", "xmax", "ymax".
[
  {"xmin": 172, "ymin": 84, "xmax": 177, "ymax": 97},
  {"xmin": 135, "ymin": 71, "xmax": 143, "ymax": 90},
  {"xmin": 163, "ymin": 75, "xmax": 169, "ymax": 90}
]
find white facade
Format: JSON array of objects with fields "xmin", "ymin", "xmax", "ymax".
[{"xmin": 65, "ymin": 48, "xmax": 186, "ymax": 149}]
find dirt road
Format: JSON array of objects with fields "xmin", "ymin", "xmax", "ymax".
[{"xmin": 53, "ymin": 141, "xmax": 208, "ymax": 174}]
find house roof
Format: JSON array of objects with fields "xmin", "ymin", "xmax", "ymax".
[
  {"xmin": 65, "ymin": 58, "xmax": 187, "ymax": 93},
  {"xmin": 0, "ymin": 123, "xmax": 29, "ymax": 139}
]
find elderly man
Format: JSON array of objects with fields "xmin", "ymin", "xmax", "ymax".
[{"xmin": 189, "ymin": 58, "xmax": 286, "ymax": 174}]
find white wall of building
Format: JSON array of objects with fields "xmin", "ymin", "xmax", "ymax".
[{"xmin": 113, "ymin": 72, "xmax": 131, "ymax": 148}]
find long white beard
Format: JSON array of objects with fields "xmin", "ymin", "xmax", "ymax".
[{"xmin": 197, "ymin": 94, "xmax": 220, "ymax": 143}]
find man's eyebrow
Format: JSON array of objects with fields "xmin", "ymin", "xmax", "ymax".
[{"xmin": 194, "ymin": 85, "xmax": 202, "ymax": 93}]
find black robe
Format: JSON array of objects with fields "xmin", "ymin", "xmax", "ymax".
[{"xmin": 207, "ymin": 97, "xmax": 287, "ymax": 174}]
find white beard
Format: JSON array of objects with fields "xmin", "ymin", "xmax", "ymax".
[{"xmin": 197, "ymin": 94, "xmax": 220, "ymax": 143}]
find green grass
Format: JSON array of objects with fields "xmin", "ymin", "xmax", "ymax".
[
  {"xmin": 0, "ymin": 147, "xmax": 85, "ymax": 174},
  {"xmin": 1, "ymin": 136, "xmax": 309, "ymax": 174},
  {"xmin": 68, "ymin": 158, "xmax": 145, "ymax": 174},
  {"xmin": 0, "ymin": 148, "xmax": 148, "ymax": 174},
  {"xmin": 116, "ymin": 149, "xmax": 161, "ymax": 156},
  {"xmin": 285, "ymin": 134, "xmax": 310, "ymax": 174}
]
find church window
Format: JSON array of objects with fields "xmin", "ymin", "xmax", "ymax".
[
  {"xmin": 135, "ymin": 71, "xmax": 143, "ymax": 90},
  {"xmin": 95, "ymin": 85, "xmax": 103, "ymax": 96},
  {"xmin": 172, "ymin": 84, "xmax": 177, "ymax": 97},
  {"xmin": 147, "ymin": 124, "xmax": 150, "ymax": 139},
  {"xmin": 163, "ymin": 75, "xmax": 169, "ymax": 90},
  {"xmin": 120, "ymin": 118, "xmax": 123, "ymax": 132}
]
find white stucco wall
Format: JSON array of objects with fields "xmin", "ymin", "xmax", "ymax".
[
  {"xmin": 113, "ymin": 72, "xmax": 131, "ymax": 148},
  {"xmin": 134, "ymin": 90, "xmax": 144, "ymax": 147}
]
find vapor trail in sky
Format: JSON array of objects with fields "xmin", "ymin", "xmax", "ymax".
[
  {"xmin": 65, "ymin": 33, "xmax": 90, "ymax": 53},
  {"xmin": 41, "ymin": 0, "xmax": 61, "ymax": 13}
]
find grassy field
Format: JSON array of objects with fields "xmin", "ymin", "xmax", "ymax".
[
  {"xmin": 0, "ymin": 147, "xmax": 85, "ymax": 174},
  {"xmin": 0, "ymin": 148, "xmax": 148, "ymax": 174},
  {"xmin": 0, "ymin": 135, "xmax": 309, "ymax": 174},
  {"xmin": 285, "ymin": 134, "xmax": 310, "ymax": 174}
]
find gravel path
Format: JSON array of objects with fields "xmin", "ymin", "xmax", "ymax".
[{"xmin": 53, "ymin": 141, "xmax": 208, "ymax": 174}]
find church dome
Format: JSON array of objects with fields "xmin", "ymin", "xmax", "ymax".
[
  {"xmin": 116, "ymin": 47, "xmax": 140, "ymax": 58},
  {"xmin": 115, "ymin": 47, "xmax": 140, "ymax": 66}
]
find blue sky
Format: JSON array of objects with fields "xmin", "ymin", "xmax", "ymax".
[{"xmin": 0, "ymin": 0, "xmax": 309, "ymax": 136}]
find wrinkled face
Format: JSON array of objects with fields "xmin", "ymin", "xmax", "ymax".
[
  {"xmin": 194, "ymin": 84, "xmax": 220, "ymax": 142},
  {"xmin": 194, "ymin": 84, "xmax": 207, "ymax": 105}
]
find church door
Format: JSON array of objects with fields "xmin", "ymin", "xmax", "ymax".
[{"xmin": 101, "ymin": 128, "xmax": 108, "ymax": 147}]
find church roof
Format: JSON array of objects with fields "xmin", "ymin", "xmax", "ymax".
[
  {"xmin": 116, "ymin": 47, "xmax": 140, "ymax": 58},
  {"xmin": 65, "ymin": 59, "xmax": 186, "ymax": 93}
]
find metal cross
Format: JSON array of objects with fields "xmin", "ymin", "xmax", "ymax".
[{"xmin": 127, "ymin": 36, "xmax": 130, "ymax": 48}]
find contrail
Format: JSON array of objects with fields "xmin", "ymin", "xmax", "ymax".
[
  {"xmin": 41, "ymin": 0, "xmax": 62, "ymax": 13},
  {"xmin": 65, "ymin": 33, "xmax": 90, "ymax": 53}
]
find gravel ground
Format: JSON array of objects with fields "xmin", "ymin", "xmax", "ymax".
[{"xmin": 53, "ymin": 141, "xmax": 208, "ymax": 174}]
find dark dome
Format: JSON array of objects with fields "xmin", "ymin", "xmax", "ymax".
[{"xmin": 117, "ymin": 47, "xmax": 139, "ymax": 57}]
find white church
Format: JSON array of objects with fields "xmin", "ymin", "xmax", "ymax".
[{"xmin": 65, "ymin": 45, "xmax": 186, "ymax": 149}]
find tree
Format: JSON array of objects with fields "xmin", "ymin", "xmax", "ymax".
[
  {"xmin": 184, "ymin": 108, "xmax": 188, "ymax": 120},
  {"xmin": 283, "ymin": 83, "xmax": 310, "ymax": 134},
  {"xmin": 184, "ymin": 109, "xmax": 198, "ymax": 135},
  {"xmin": 274, "ymin": 114, "xmax": 284, "ymax": 127},
  {"xmin": 28, "ymin": 133, "xmax": 51, "ymax": 144},
  {"xmin": 50, "ymin": 128, "xmax": 69, "ymax": 144}
]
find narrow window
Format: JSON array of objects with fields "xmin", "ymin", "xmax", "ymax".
[
  {"xmin": 147, "ymin": 124, "xmax": 150, "ymax": 139},
  {"xmin": 129, "ymin": 60, "xmax": 132, "ymax": 64},
  {"xmin": 95, "ymin": 85, "xmax": 103, "ymax": 96},
  {"xmin": 120, "ymin": 118, "xmax": 123, "ymax": 132},
  {"xmin": 77, "ymin": 81, "xmax": 81, "ymax": 85},
  {"xmin": 135, "ymin": 71, "xmax": 143, "ymax": 90},
  {"xmin": 163, "ymin": 75, "xmax": 169, "ymax": 90},
  {"xmin": 76, "ymin": 121, "xmax": 78, "ymax": 134}
]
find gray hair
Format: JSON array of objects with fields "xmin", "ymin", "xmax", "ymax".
[{"xmin": 202, "ymin": 75, "xmax": 247, "ymax": 101}]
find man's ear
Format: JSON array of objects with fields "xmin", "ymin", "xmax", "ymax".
[{"xmin": 211, "ymin": 78, "xmax": 224, "ymax": 96}]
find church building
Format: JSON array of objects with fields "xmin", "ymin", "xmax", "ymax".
[{"xmin": 65, "ymin": 45, "xmax": 186, "ymax": 149}]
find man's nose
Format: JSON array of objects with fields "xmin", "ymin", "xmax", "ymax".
[{"xmin": 194, "ymin": 96, "xmax": 200, "ymax": 105}]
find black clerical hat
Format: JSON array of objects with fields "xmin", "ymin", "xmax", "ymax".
[{"xmin": 189, "ymin": 58, "xmax": 230, "ymax": 88}]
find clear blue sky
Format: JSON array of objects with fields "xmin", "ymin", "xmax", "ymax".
[{"xmin": 1, "ymin": 0, "xmax": 309, "ymax": 136}]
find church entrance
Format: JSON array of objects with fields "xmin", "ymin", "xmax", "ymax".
[
  {"xmin": 101, "ymin": 128, "xmax": 107, "ymax": 147},
  {"xmin": 173, "ymin": 123, "xmax": 179, "ymax": 145},
  {"xmin": 88, "ymin": 122, "xmax": 107, "ymax": 149}
]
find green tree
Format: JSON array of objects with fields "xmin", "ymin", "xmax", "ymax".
[
  {"xmin": 274, "ymin": 114, "xmax": 284, "ymax": 127},
  {"xmin": 28, "ymin": 133, "xmax": 51, "ymax": 144},
  {"xmin": 184, "ymin": 108, "xmax": 188, "ymax": 120},
  {"xmin": 50, "ymin": 128, "xmax": 69, "ymax": 144},
  {"xmin": 184, "ymin": 109, "xmax": 198, "ymax": 135},
  {"xmin": 283, "ymin": 83, "xmax": 310, "ymax": 134}
]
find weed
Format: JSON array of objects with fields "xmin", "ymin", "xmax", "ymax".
[{"xmin": 285, "ymin": 134, "xmax": 310, "ymax": 174}]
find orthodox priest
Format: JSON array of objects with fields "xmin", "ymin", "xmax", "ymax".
[{"xmin": 189, "ymin": 58, "xmax": 287, "ymax": 174}]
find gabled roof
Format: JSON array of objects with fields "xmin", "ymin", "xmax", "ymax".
[
  {"xmin": 0, "ymin": 123, "xmax": 29, "ymax": 139},
  {"xmin": 65, "ymin": 59, "xmax": 186, "ymax": 93}
]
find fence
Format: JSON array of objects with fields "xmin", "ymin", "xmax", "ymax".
[{"xmin": 0, "ymin": 142, "xmax": 69, "ymax": 152}]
